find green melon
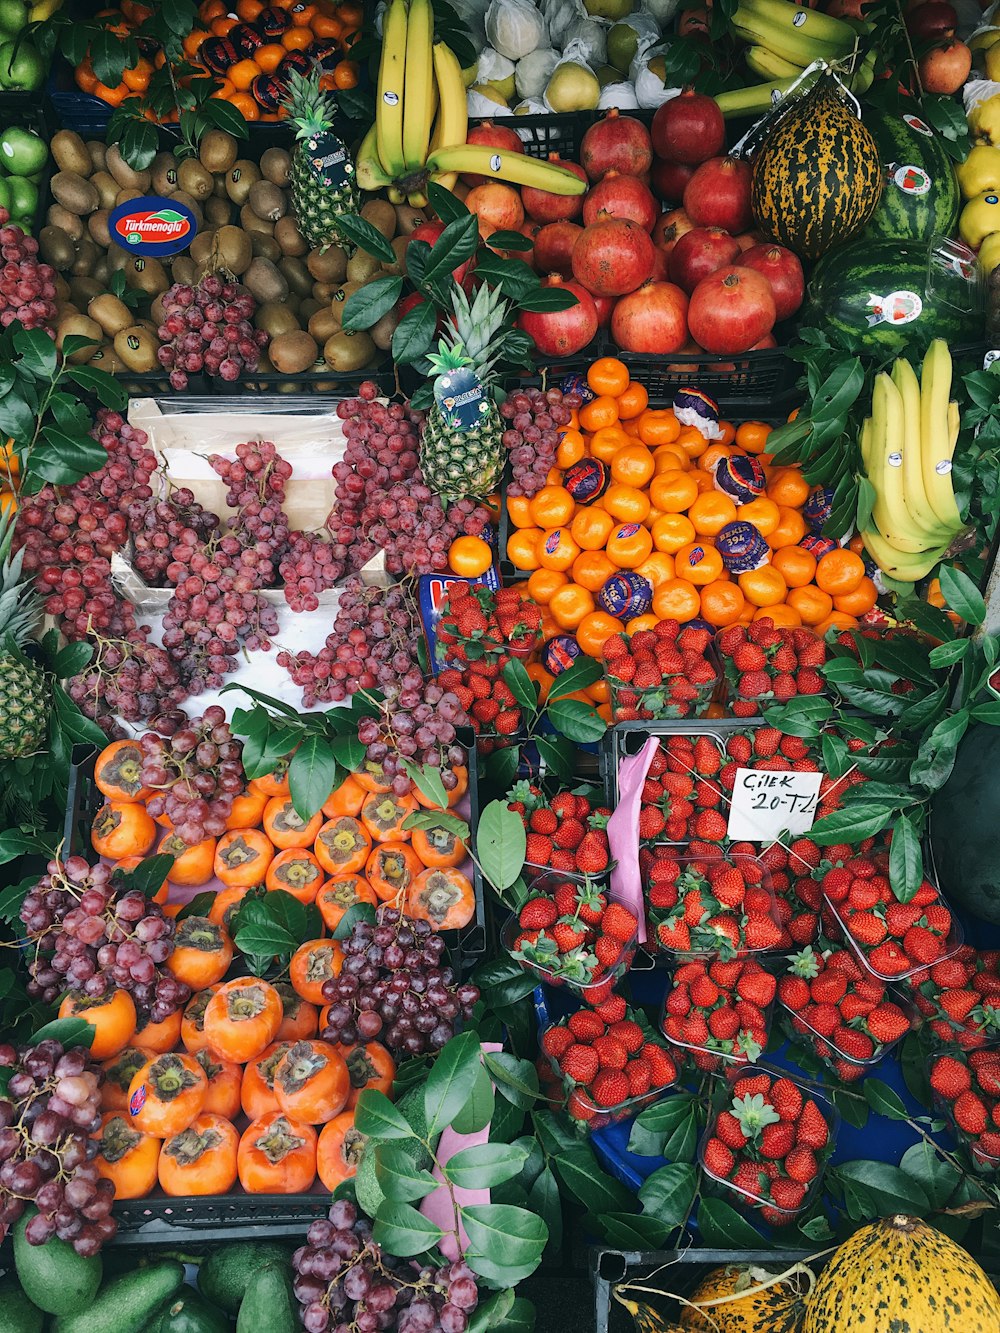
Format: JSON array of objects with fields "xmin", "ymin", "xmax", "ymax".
[
  {"xmin": 864, "ymin": 110, "xmax": 960, "ymax": 242},
  {"xmin": 930, "ymin": 724, "xmax": 1000, "ymax": 922}
]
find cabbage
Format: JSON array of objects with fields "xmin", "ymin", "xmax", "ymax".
[
  {"xmin": 515, "ymin": 47, "xmax": 561, "ymax": 99},
  {"xmin": 485, "ymin": 0, "xmax": 548, "ymax": 61}
]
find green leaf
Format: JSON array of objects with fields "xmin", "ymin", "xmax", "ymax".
[
  {"xmin": 517, "ymin": 286, "xmax": 581, "ymax": 313},
  {"xmin": 52, "ymin": 641, "xmax": 93, "ymax": 680},
  {"xmin": 545, "ymin": 697, "xmax": 606, "ymax": 744},
  {"xmin": 201, "ymin": 96, "xmax": 250, "ymax": 139},
  {"xmin": 899, "ymin": 1141, "xmax": 963, "ymax": 1210},
  {"xmin": 637, "ymin": 1163, "xmax": 697, "ymax": 1228},
  {"xmin": 426, "ymin": 181, "xmax": 469, "ymax": 224},
  {"xmin": 373, "ymin": 1202, "xmax": 443, "ymax": 1256},
  {"xmin": 375, "ymin": 1143, "xmax": 439, "ymax": 1202},
  {"xmin": 468, "ymin": 1290, "xmax": 517, "ymax": 1333},
  {"xmin": 928, "ymin": 639, "xmax": 970, "ymax": 668},
  {"xmin": 13, "ymin": 327, "xmax": 57, "ymax": 380},
  {"xmin": 483, "ymin": 1051, "xmax": 539, "ymax": 1109},
  {"xmin": 856, "ymin": 475, "xmax": 876, "ymax": 532},
  {"xmin": 901, "ymin": 1029, "xmax": 933, "ymax": 1107},
  {"xmin": 231, "ymin": 896, "xmax": 302, "ymax": 959},
  {"xmin": 400, "ymin": 760, "xmax": 449, "ymax": 813},
  {"xmin": 833, "ymin": 1160, "xmax": 930, "ymax": 1217},
  {"xmin": 425, "ymin": 1031, "xmax": 483, "ymax": 1136},
  {"xmin": 810, "ymin": 803, "xmax": 897, "ymax": 844},
  {"xmin": 552, "ymin": 1147, "xmax": 635, "ymax": 1213},
  {"xmin": 546, "ymin": 655, "xmax": 601, "ymax": 697},
  {"xmin": 31, "ymin": 1018, "xmax": 95, "ymax": 1049},
  {"xmin": 354, "ymin": 1089, "xmax": 417, "ymax": 1140},
  {"xmin": 391, "ymin": 299, "xmax": 437, "ymax": 364},
  {"xmin": 502, "ymin": 658, "xmax": 537, "ymax": 715},
  {"xmin": 32, "ymin": 429, "xmax": 107, "ymax": 485},
  {"xmin": 403, "ymin": 809, "xmax": 470, "ymax": 841},
  {"xmin": 333, "ymin": 902, "xmax": 377, "ymax": 940},
  {"xmin": 534, "ymin": 733, "xmax": 575, "ymax": 780},
  {"xmin": 476, "ymin": 799, "xmax": 526, "ymax": 892},
  {"xmin": 330, "ymin": 733, "xmax": 366, "ymax": 773},
  {"xmin": 422, "ymin": 213, "xmax": 480, "ymax": 287},
  {"xmin": 595, "ymin": 1212, "xmax": 675, "ymax": 1249},
  {"xmin": 176, "ymin": 891, "xmax": 215, "ymax": 922},
  {"xmin": 65, "ymin": 365, "xmax": 127, "ymax": 410},
  {"xmin": 461, "ymin": 1204, "xmax": 547, "ymax": 1285},
  {"xmin": 627, "ymin": 1096, "xmax": 694, "ymax": 1157},
  {"xmin": 487, "ymin": 230, "xmax": 534, "ymax": 252},
  {"xmin": 452, "ymin": 1063, "xmax": 496, "ymax": 1135},
  {"xmin": 697, "ymin": 1197, "xmax": 769, "ymax": 1247},
  {"xmin": 937, "ymin": 564, "xmax": 986, "ymax": 626},
  {"xmin": 335, "ymin": 212, "xmax": 396, "ymax": 264},
  {"xmin": 473, "ymin": 958, "xmax": 538, "ymax": 1010},
  {"xmin": 113, "ymin": 853, "xmax": 174, "ymax": 899},
  {"xmin": 288, "ymin": 734, "xmax": 338, "ymax": 822},
  {"xmin": 342, "ymin": 275, "xmax": 404, "ymax": 333},
  {"xmin": 888, "ymin": 813, "xmax": 923, "ymax": 903},
  {"xmin": 446, "ymin": 1142, "xmax": 530, "ymax": 1189},
  {"xmin": 0, "ymin": 829, "xmax": 53, "ymax": 866},
  {"xmin": 864, "ymin": 1078, "xmax": 909, "ymax": 1121},
  {"xmin": 910, "ymin": 710, "xmax": 969, "ymax": 789}
]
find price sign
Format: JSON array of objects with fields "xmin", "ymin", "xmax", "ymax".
[{"xmin": 726, "ymin": 768, "xmax": 823, "ymax": 842}]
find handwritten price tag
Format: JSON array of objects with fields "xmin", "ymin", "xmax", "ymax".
[{"xmin": 726, "ymin": 768, "xmax": 823, "ymax": 842}]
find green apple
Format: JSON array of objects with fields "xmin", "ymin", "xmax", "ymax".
[
  {"xmin": 0, "ymin": 0, "xmax": 27, "ymax": 34},
  {"xmin": 607, "ymin": 21, "xmax": 638, "ymax": 73},
  {"xmin": 584, "ymin": 0, "xmax": 634, "ymax": 19},
  {"xmin": 9, "ymin": 175, "xmax": 37, "ymax": 220},
  {"xmin": 0, "ymin": 127, "xmax": 47, "ymax": 176},
  {"xmin": 0, "ymin": 38, "xmax": 44, "ymax": 90}
]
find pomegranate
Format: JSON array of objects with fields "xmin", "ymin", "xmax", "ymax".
[
  {"xmin": 593, "ymin": 293, "xmax": 615, "ymax": 328},
  {"xmin": 752, "ymin": 334, "xmax": 778, "ymax": 349},
  {"xmin": 653, "ymin": 207, "xmax": 694, "ymax": 256},
  {"xmin": 579, "ymin": 108, "xmax": 653, "ymax": 183},
  {"xmin": 684, "ymin": 156, "xmax": 753, "ymax": 233},
  {"xmin": 582, "ymin": 170, "xmax": 659, "ymax": 232},
  {"xmin": 650, "ymin": 246, "xmax": 671, "ymax": 281},
  {"xmin": 409, "ymin": 222, "xmax": 473, "ymax": 285},
  {"xmin": 515, "ymin": 220, "xmax": 541, "ymax": 267},
  {"xmin": 533, "ymin": 221, "xmax": 583, "ymax": 279},
  {"xmin": 397, "ymin": 291, "xmax": 444, "ymax": 336},
  {"xmin": 739, "ymin": 243, "xmax": 805, "ymax": 321},
  {"xmin": 517, "ymin": 274, "xmax": 598, "ymax": 358},
  {"xmin": 651, "ymin": 88, "xmax": 725, "ymax": 165},
  {"xmin": 571, "ymin": 215, "xmax": 656, "ymax": 296},
  {"xmin": 918, "ymin": 40, "xmax": 971, "ymax": 94},
  {"xmin": 611, "ymin": 281, "xmax": 689, "ymax": 354},
  {"xmin": 668, "ymin": 226, "xmax": 741, "ymax": 295},
  {"xmin": 462, "ymin": 122, "xmax": 524, "ymax": 185},
  {"xmin": 826, "ymin": 0, "xmax": 868, "ymax": 13},
  {"xmin": 687, "ymin": 266, "xmax": 776, "ymax": 354},
  {"xmin": 521, "ymin": 155, "xmax": 588, "ymax": 223},
  {"xmin": 906, "ymin": 0, "xmax": 957, "ymax": 40},
  {"xmin": 651, "ymin": 158, "xmax": 696, "ymax": 202},
  {"xmin": 465, "ymin": 182, "xmax": 524, "ymax": 239}
]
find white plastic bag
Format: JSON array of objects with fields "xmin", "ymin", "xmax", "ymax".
[
  {"xmin": 965, "ymin": 77, "xmax": 1000, "ymax": 112},
  {"xmin": 630, "ymin": 36, "xmax": 678, "ymax": 108},
  {"xmin": 485, "ymin": 0, "xmax": 548, "ymax": 61},
  {"xmin": 543, "ymin": 39, "xmax": 602, "ymax": 112},
  {"xmin": 642, "ymin": 0, "xmax": 682, "ymax": 25},
  {"xmin": 598, "ymin": 79, "xmax": 639, "ymax": 110},
  {"xmin": 561, "ymin": 15, "xmax": 606, "ymax": 66},
  {"xmin": 516, "ymin": 47, "xmax": 561, "ymax": 100},
  {"xmin": 542, "ymin": 0, "xmax": 585, "ymax": 48},
  {"xmin": 467, "ymin": 87, "xmax": 514, "ymax": 117}
]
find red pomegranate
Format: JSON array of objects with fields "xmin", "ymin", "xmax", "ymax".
[
  {"xmin": 653, "ymin": 207, "xmax": 694, "ymax": 256},
  {"xmin": 651, "ymin": 158, "xmax": 696, "ymax": 203},
  {"xmin": 683, "ymin": 156, "xmax": 754, "ymax": 233},
  {"xmin": 521, "ymin": 155, "xmax": 588, "ymax": 223},
  {"xmin": 611, "ymin": 281, "xmax": 689, "ymax": 354},
  {"xmin": 593, "ymin": 293, "xmax": 615, "ymax": 328},
  {"xmin": 752, "ymin": 333, "xmax": 778, "ymax": 349},
  {"xmin": 650, "ymin": 246, "xmax": 671, "ymax": 281},
  {"xmin": 397, "ymin": 291, "xmax": 444, "ymax": 336},
  {"xmin": 688, "ymin": 266, "xmax": 776, "ymax": 354},
  {"xmin": 739, "ymin": 243, "xmax": 805, "ymax": 321},
  {"xmin": 571, "ymin": 215, "xmax": 656, "ymax": 297},
  {"xmin": 579, "ymin": 109, "xmax": 653, "ymax": 183},
  {"xmin": 918, "ymin": 40, "xmax": 971, "ymax": 94},
  {"xmin": 462, "ymin": 122, "xmax": 524, "ymax": 185},
  {"xmin": 651, "ymin": 89, "xmax": 726, "ymax": 165},
  {"xmin": 533, "ymin": 221, "xmax": 583, "ymax": 279},
  {"xmin": 826, "ymin": 0, "xmax": 868, "ymax": 13},
  {"xmin": 582, "ymin": 170, "xmax": 659, "ymax": 232},
  {"xmin": 502, "ymin": 220, "xmax": 540, "ymax": 268},
  {"xmin": 409, "ymin": 222, "xmax": 474, "ymax": 284},
  {"xmin": 906, "ymin": 0, "xmax": 957, "ymax": 40},
  {"xmin": 517, "ymin": 274, "xmax": 599, "ymax": 357},
  {"xmin": 668, "ymin": 226, "xmax": 741, "ymax": 295}
]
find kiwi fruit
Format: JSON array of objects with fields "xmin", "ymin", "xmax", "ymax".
[
  {"xmin": 255, "ymin": 302, "xmax": 300, "ymax": 338},
  {"xmin": 105, "ymin": 144, "xmax": 150, "ymax": 192},
  {"xmin": 177, "ymin": 158, "xmax": 213, "ymax": 201},
  {"xmin": 39, "ymin": 226, "xmax": 77, "ymax": 271},
  {"xmin": 150, "ymin": 292, "xmax": 166, "ymax": 326},
  {"xmin": 226, "ymin": 160, "xmax": 261, "ymax": 206},
  {"xmin": 244, "ymin": 256, "xmax": 288, "ymax": 305},
  {"xmin": 114, "ymin": 188, "xmax": 143, "ymax": 209},
  {"xmin": 346, "ymin": 249, "xmax": 382, "ymax": 284},
  {"xmin": 51, "ymin": 130, "xmax": 92, "ymax": 177},
  {"xmin": 277, "ymin": 256, "xmax": 311, "ymax": 299},
  {"xmin": 170, "ymin": 191, "xmax": 203, "ymax": 229},
  {"xmin": 47, "ymin": 204, "xmax": 84, "ymax": 242},
  {"xmin": 105, "ymin": 246, "xmax": 129, "ymax": 276},
  {"xmin": 370, "ymin": 308, "xmax": 398, "ymax": 352},
  {"xmin": 89, "ymin": 171, "xmax": 119, "ymax": 211},
  {"xmin": 57, "ymin": 313, "xmax": 103, "ymax": 363},
  {"xmin": 87, "ymin": 210, "xmax": 111, "ymax": 249},
  {"xmin": 329, "ymin": 280, "xmax": 361, "ymax": 326},
  {"xmin": 125, "ymin": 255, "xmax": 168, "ymax": 297},
  {"xmin": 70, "ymin": 239, "xmax": 98, "ymax": 277},
  {"xmin": 274, "ymin": 215, "xmax": 306, "ymax": 257},
  {"xmin": 259, "ymin": 147, "xmax": 291, "ymax": 188},
  {"xmin": 251, "ymin": 232, "xmax": 281, "ymax": 262},
  {"xmin": 89, "ymin": 344, "xmax": 124, "ymax": 374},
  {"xmin": 189, "ymin": 230, "xmax": 218, "ymax": 267},
  {"xmin": 269, "ymin": 330, "xmax": 319, "ymax": 375},
  {"xmin": 248, "ymin": 180, "xmax": 285, "ymax": 223},
  {"xmin": 308, "ymin": 306, "xmax": 339, "ymax": 343},
  {"xmin": 51, "ymin": 171, "xmax": 100, "ymax": 216},
  {"xmin": 88, "ymin": 292, "xmax": 133, "ymax": 336},
  {"xmin": 394, "ymin": 204, "xmax": 426, "ymax": 235},
  {"xmin": 240, "ymin": 204, "xmax": 273, "ymax": 236},
  {"xmin": 299, "ymin": 298, "xmax": 321, "ymax": 323},
  {"xmin": 212, "ymin": 174, "xmax": 228, "ymax": 200},
  {"xmin": 311, "ymin": 282, "xmax": 337, "ymax": 304},
  {"xmin": 306, "ymin": 245, "xmax": 347, "ymax": 284},
  {"xmin": 204, "ymin": 195, "xmax": 232, "ymax": 226},
  {"xmin": 114, "ymin": 325, "xmax": 159, "ymax": 372},
  {"xmin": 171, "ymin": 256, "xmax": 197, "ymax": 286},
  {"xmin": 323, "ymin": 329, "xmax": 375, "ymax": 372},
  {"xmin": 150, "ymin": 151, "xmax": 179, "ymax": 195},
  {"xmin": 215, "ymin": 225, "xmax": 253, "ymax": 276},
  {"xmin": 199, "ymin": 129, "xmax": 238, "ymax": 175},
  {"xmin": 86, "ymin": 140, "xmax": 107, "ymax": 173},
  {"xmin": 384, "ymin": 235, "xmax": 409, "ymax": 276},
  {"xmin": 69, "ymin": 276, "xmax": 103, "ymax": 309},
  {"xmin": 361, "ymin": 199, "xmax": 396, "ymax": 240},
  {"xmin": 91, "ymin": 256, "xmax": 109, "ymax": 287}
]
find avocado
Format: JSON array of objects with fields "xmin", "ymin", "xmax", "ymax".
[
  {"xmin": 197, "ymin": 1242, "xmax": 292, "ymax": 1315},
  {"xmin": 52, "ymin": 1260, "xmax": 184, "ymax": 1333},
  {"xmin": 12, "ymin": 1209, "xmax": 102, "ymax": 1317}
]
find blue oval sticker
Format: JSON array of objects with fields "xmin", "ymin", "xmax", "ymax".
[{"xmin": 108, "ymin": 194, "xmax": 197, "ymax": 257}]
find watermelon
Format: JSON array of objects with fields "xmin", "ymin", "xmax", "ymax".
[
  {"xmin": 863, "ymin": 110, "xmax": 959, "ymax": 242},
  {"xmin": 802, "ymin": 238, "xmax": 978, "ymax": 353}
]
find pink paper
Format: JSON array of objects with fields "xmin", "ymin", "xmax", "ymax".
[
  {"xmin": 419, "ymin": 1041, "xmax": 502, "ymax": 1261},
  {"xmin": 608, "ymin": 737, "xmax": 660, "ymax": 945}
]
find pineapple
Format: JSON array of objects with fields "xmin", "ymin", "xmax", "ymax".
[
  {"xmin": 282, "ymin": 68, "xmax": 359, "ymax": 250},
  {"xmin": 0, "ymin": 508, "xmax": 46, "ymax": 759},
  {"xmin": 420, "ymin": 283, "xmax": 508, "ymax": 502}
]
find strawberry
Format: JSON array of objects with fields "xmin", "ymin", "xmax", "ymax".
[
  {"xmin": 644, "ymin": 1044, "xmax": 677, "ymax": 1088},
  {"xmin": 903, "ymin": 925, "xmax": 942, "ymax": 964},
  {"xmin": 567, "ymin": 1010, "xmax": 605, "ymax": 1041},
  {"xmin": 708, "ymin": 1007, "xmax": 741, "ymax": 1040},
  {"xmin": 519, "ymin": 898, "xmax": 558, "ymax": 930},
  {"xmin": 693, "ymin": 809, "xmax": 728, "ymax": 841},
  {"xmin": 796, "ymin": 668, "xmax": 824, "ymax": 695},
  {"xmin": 745, "ymin": 917, "xmax": 783, "ymax": 950},
  {"xmin": 689, "ymin": 973, "xmax": 721, "ymax": 1008},
  {"xmin": 868, "ymin": 941, "xmax": 911, "ymax": 977},
  {"xmin": 594, "ymin": 936, "xmax": 624, "ymax": 969},
  {"xmin": 810, "ymin": 972, "xmax": 847, "ymax": 1005},
  {"xmin": 609, "ymin": 1020, "xmax": 644, "ymax": 1054},
  {"xmin": 930, "ymin": 1055, "xmax": 972, "ymax": 1099},
  {"xmin": 760, "ymin": 1121, "xmax": 796, "ymax": 1158},
  {"xmin": 784, "ymin": 1146, "xmax": 818, "ymax": 1183},
  {"xmin": 835, "ymin": 1028, "xmax": 875, "ymax": 1062},
  {"xmin": 954, "ymin": 1089, "xmax": 989, "ymax": 1135},
  {"xmin": 733, "ymin": 1162, "xmax": 767, "ymax": 1197},
  {"xmin": 559, "ymin": 1043, "xmax": 599, "ymax": 1084},
  {"xmin": 703, "ymin": 1138, "xmax": 736, "ymax": 1178},
  {"xmin": 846, "ymin": 910, "xmax": 888, "ymax": 947},
  {"xmin": 553, "ymin": 817, "xmax": 585, "ymax": 851},
  {"xmin": 525, "ymin": 833, "xmax": 553, "ymax": 865},
  {"xmin": 736, "ymin": 968, "xmax": 776, "ymax": 1008},
  {"xmin": 626, "ymin": 1061, "xmax": 651, "ymax": 1097},
  {"xmin": 594, "ymin": 995, "xmax": 627, "ymax": 1025},
  {"xmin": 693, "ymin": 736, "xmax": 722, "ymax": 775},
  {"xmin": 778, "ymin": 976, "xmax": 811, "ymax": 1012},
  {"xmin": 638, "ymin": 806, "xmax": 667, "ymax": 840},
  {"xmin": 552, "ymin": 882, "xmax": 577, "ymax": 918},
  {"xmin": 566, "ymin": 1088, "xmax": 595, "ymax": 1122},
  {"xmin": 707, "ymin": 914, "xmax": 742, "ymax": 951},
  {"xmin": 657, "ymin": 919, "xmax": 691, "ymax": 951},
  {"xmin": 601, "ymin": 902, "xmax": 638, "ymax": 943},
  {"xmin": 576, "ymin": 830, "xmax": 610, "ymax": 875},
  {"xmin": 552, "ymin": 921, "xmax": 587, "ymax": 953},
  {"xmin": 795, "ymin": 1100, "xmax": 829, "ymax": 1149},
  {"xmin": 822, "ymin": 866, "xmax": 853, "ymax": 902},
  {"xmin": 732, "ymin": 641, "xmax": 767, "ymax": 672},
  {"xmin": 769, "ymin": 1178, "xmax": 808, "ymax": 1213},
  {"xmin": 591, "ymin": 1069, "xmax": 629, "ymax": 1107},
  {"xmin": 714, "ymin": 1110, "xmax": 749, "ymax": 1149},
  {"xmin": 865, "ymin": 1003, "xmax": 910, "ymax": 1045},
  {"xmin": 592, "ymin": 1035, "xmax": 628, "ymax": 1071},
  {"xmin": 712, "ymin": 867, "xmax": 745, "ymax": 909},
  {"xmin": 541, "ymin": 1026, "xmax": 574, "ymax": 1059},
  {"xmin": 529, "ymin": 808, "xmax": 558, "ymax": 835}
]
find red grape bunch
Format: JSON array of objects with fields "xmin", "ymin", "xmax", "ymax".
[
  {"xmin": 500, "ymin": 384, "xmax": 576, "ymax": 498},
  {"xmin": 320, "ymin": 906, "xmax": 479, "ymax": 1058},
  {"xmin": 0, "ymin": 1037, "xmax": 115, "ymax": 1255},
  {"xmin": 66, "ymin": 630, "xmax": 188, "ymax": 732},
  {"xmin": 292, "ymin": 1199, "xmax": 480, "ymax": 1333},
  {"xmin": 19, "ymin": 855, "xmax": 189, "ymax": 1023},
  {"xmin": 279, "ymin": 531, "xmax": 345, "ymax": 613},
  {"xmin": 0, "ymin": 209, "xmax": 58, "ymax": 331},
  {"xmin": 277, "ymin": 576, "xmax": 421, "ymax": 706},
  {"xmin": 138, "ymin": 705, "xmax": 245, "ymax": 843},
  {"xmin": 209, "ymin": 439, "xmax": 292, "ymax": 588},
  {"xmin": 130, "ymin": 489, "xmax": 221, "ymax": 587},
  {"xmin": 356, "ymin": 677, "xmax": 470, "ymax": 799},
  {"xmin": 156, "ymin": 273, "xmax": 267, "ymax": 390}
]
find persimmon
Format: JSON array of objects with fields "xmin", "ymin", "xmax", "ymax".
[
  {"xmin": 414, "ymin": 765, "xmax": 468, "ymax": 809},
  {"xmin": 159, "ymin": 1113, "xmax": 239, "ymax": 1197},
  {"xmin": 411, "ymin": 824, "xmax": 467, "ymax": 869},
  {"xmin": 405, "ymin": 868, "xmax": 477, "ymax": 931},
  {"xmin": 266, "ymin": 848, "xmax": 325, "ymax": 903},
  {"xmin": 290, "ymin": 939, "xmax": 344, "ymax": 1005},
  {"xmin": 364, "ymin": 843, "xmax": 422, "ymax": 903},
  {"xmin": 238, "ymin": 1112, "xmax": 317, "ymax": 1194},
  {"xmin": 263, "ymin": 796, "xmax": 324, "ymax": 851},
  {"xmin": 274, "ymin": 981, "xmax": 318, "ymax": 1042},
  {"xmin": 113, "ymin": 855, "xmax": 169, "ymax": 904},
  {"xmin": 204, "ymin": 977, "xmax": 283, "ymax": 1063},
  {"xmin": 351, "ymin": 767, "xmax": 392, "ymax": 795},
  {"xmin": 314, "ymin": 817, "xmax": 371, "ymax": 875},
  {"xmin": 166, "ymin": 916, "xmax": 234, "ymax": 990},
  {"xmin": 316, "ymin": 875, "xmax": 377, "ymax": 931},
  {"xmin": 317, "ymin": 1111, "xmax": 367, "ymax": 1190},
  {"xmin": 92, "ymin": 1111, "xmax": 160, "ymax": 1199},
  {"xmin": 241, "ymin": 1040, "xmax": 292, "ymax": 1119},
  {"xmin": 194, "ymin": 1047, "xmax": 243, "ymax": 1120},
  {"xmin": 181, "ymin": 985, "xmax": 220, "ymax": 1053},
  {"xmin": 159, "ymin": 832, "xmax": 217, "ymax": 887},
  {"xmin": 132, "ymin": 1008, "xmax": 183, "ymax": 1054},
  {"xmin": 91, "ymin": 801, "xmax": 157, "ymax": 860},
  {"xmin": 208, "ymin": 885, "xmax": 249, "ymax": 932},
  {"xmin": 101, "ymin": 1046, "xmax": 154, "ymax": 1113},
  {"xmin": 335, "ymin": 1041, "xmax": 396, "ymax": 1110},
  {"xmin": 249, "ymin": 760, "xmax": 291, "ymax": 798},
  {"xmin": 58, "ymin": 989, "xmax": 136, "ymax": 1060},
  {"xmin": 273, "ymin": 1039, "xmax": 350, "ymax": 1124},
  {"xmin": 94, "ymin": 740, "xmax": 150, "ymax": 802},
  {"xmin": 226, "ymin": 787, "xmax": 268, "ymax": 829},
  {"xmin": 323, "ymin": 775, "xmax": 366, "ymax": 817},
  {"xmin": 360, "ymin": 791, "xmax": 418, "ymax": 844},
  {"xmin": 127, "ymin": 1052, "xmax": 208, "ymax": 1137},
  {"xmin": 214, "ymin": 829, "xmax": 274, "ymax": 887}
]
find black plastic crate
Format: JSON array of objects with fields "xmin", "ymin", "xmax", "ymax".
[
  {"xmin": 600, "ymin": 717, "xmax": 765, "ymax": 809},
  {"xmin": 114, "ymin": 362, "xmax": 399, "ymax": 399},
  {"xmin": 109, "ymin": 1191, "xmax": 329, "ymax": 1244},
  {"xmin": 473, "ymin": 109, "xmax": 655, "ymax": 165}
]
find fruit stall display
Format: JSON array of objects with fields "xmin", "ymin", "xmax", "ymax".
[{"xmin": 5, "ymin": 1, "xmax": 1000, "ymax": 1332}]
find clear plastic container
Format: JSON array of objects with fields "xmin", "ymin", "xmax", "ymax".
[
  {"xmin": 631, "ymin": 731, "xmax": 729, "ymax": 848},
  {"xmin": 522, "ymin": 860, "xmax": 611, "ymax": 888},
  {"xmin": 542, "ymin": 1020, "xmax": 680, "ymax": 1133},
  {"xmin": 645, "ymin": 852, "xmax": 783, "ymax": 961},
  {"xmin": 501, "ymin": 907, "xmax": 638, "ymax": 1003},
  {"xmin": 777, "ymin": 988, "xmax": 916, "ymax": 1083},
  {"xmin": 607, "ymin": 675, "xmax": 718, "ymax": 724},
  {"xmin": 927, "ymin": 1045, "xmax": 1000, "ymax": 1175},
  {"xmin": 714, "ymin": 625, "xmax": 825, "ymax": 715},
  {"xmin": 659, "ymin": 958, "xmax": 775, "ymax": 1074},
  {"xmin": 823, "ymin": 890, "xmax": 965, "ymax": 983}
]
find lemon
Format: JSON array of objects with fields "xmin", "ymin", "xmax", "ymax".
[
  {"xmin": 545, "ymin": 61, "xmax": 600, "ymax": 112},
  {"xmin": 979, "ymin": 231, "xmax": 1000, "ymax": 274}
]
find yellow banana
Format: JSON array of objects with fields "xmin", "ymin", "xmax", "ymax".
[
  {"xmin": 424, "ymin": 145, "xmax": 587, "ymax": 194},
  {"xmin": 355, "ymin": 123, "xmax": 393, "ymax": 191},
  {"xmin": 731, "ymin": 9, "xmax": 854, "ymax": 65},
  {"xmin": 920, "ymin": 338, "xmax": 964, "ymax": 531},
  {"xmin": 892, "ymin": 357, "xmax": 954, "ymax": 541},
  {"xmin": 402, "ymin": 0, "xmax": 434, "ymax": 173},
  {"xmin": 715, "ymin": 49, "xmax": 873, "ymax": 118},
  {"xmin": 376, "ymin": 0, "xmax": 408, "ymax": 179},
  {"xmin": 861, "ymin": 524, "xmax": 950, "ymax": 582},
  {"xmin": 870, "ymin": 373, "xmax": 943, "ymax": 553},
  {"xmin": 948, "ymin": 400, "xmax": 960, "ymax": 454},
  {"xmin": 745, "ymin": 45, "xmax": 802, "ymax": 78},
  {"xmin": 429, "ymin": 41, "xmax": 469, "ymax": 190},
  {"xmin": 738, "ymin": 0, "xmax": 858, "ymax": 47}
]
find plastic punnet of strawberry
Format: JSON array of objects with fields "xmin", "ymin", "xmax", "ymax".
[
  {"xmin": 632, "ymin": 732, "xmax": 729, "ymax": 848},
  {"xmin": 659, "ymin": 955, "xmax": 776, "ymax": 1074},
  {"xmin": 698, "ymin": 1070, "xmax": 840, "ymax": 1226},
  {"xmin": 644, "ymin": 851, "xmax": 784, "ymax": 961},
  {"xmin": 602, "ymin": 623, "xmax": 720, "ymax": 723},
  {"xmin": 927, "ymin": 1045, "xmax": 1000, "ymax": 1175},
  {"xmin": 513, "ymin": 789, "xmax": 614, "ymax": 885},
  {"xmin": 714, "ymin": 619, "xmax": 828, "ymax": 716},
  {"xmin": 907, "ymin": 945, "xmax": 1000, "ymax": 1052}
]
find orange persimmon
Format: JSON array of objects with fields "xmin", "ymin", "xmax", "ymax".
[
  {"xmin": 273, "ymin": 1039, "xmax": 350, "ymax": 1124},
  {"xmin": 127, "ymin": 1052, "xmax": 208, "ymax": 1137},
  {"xmin": 92, "ymin": 1111, "xmax": 160, "ymax": 1199},
  {"xmin": 317, "ymin": 1111, "xmax": 366, "ymax": 1190},
  {"xmin": 166, "ymin": 916, "xmax": 234, "ymax": 990},
  {"xmin": 159, "ymin": 1113, "xmax": 239, "ymax": 1197},
  {"xmin": 203, "ymin": 976, "xmax": 283, "ymax": 1063},
  {"xmin": 238, "ymin": 1112, "xmax": 317, "ymax": 1193}
]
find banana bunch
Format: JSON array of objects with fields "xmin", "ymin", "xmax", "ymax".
[
  {"xmin": 860, "ymin": 339, "xmax": 965, "ymax": 583},
  {"xmin": 716, "ymin": 49, "xmax": 875, "ymax": 119},
  {"xmin": 357, "ymin": 0, "xmax": 586, "ymax": 207}
]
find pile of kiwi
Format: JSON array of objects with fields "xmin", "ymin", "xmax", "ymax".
[{"xmin": 39, "ymin": 127, "xmax": 424, "ymax": 382}]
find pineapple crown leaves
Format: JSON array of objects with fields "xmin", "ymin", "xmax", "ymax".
[
  {"xmin": 281, "ymin": 66, "xmax": 340, "ymax": 140},
  {"xmin": 426, "ymin": 339, "xmax": 474, "ymax": 380},
  {"xmin": 730, "ymin": 1091, "xmax": 781, "ymax": 1138},
  {"xmin": 441, "ymin": 281, "xmax": 514, "ymax": 386},
  {"xmin": 786, "ymin": 945, "xmax": 824, "ymax": 979}
]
